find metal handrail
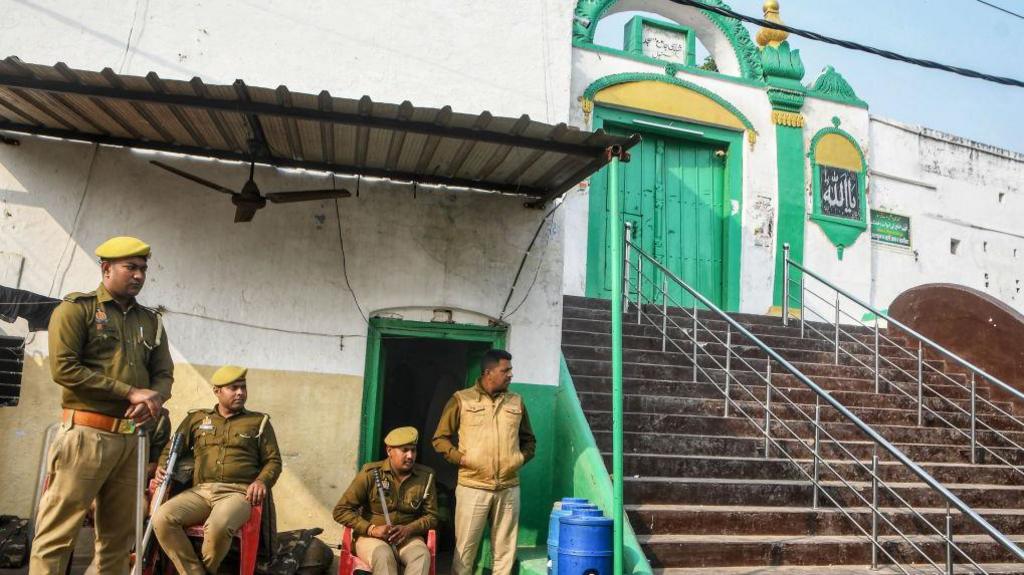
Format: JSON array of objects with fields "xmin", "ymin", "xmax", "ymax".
[
  {"xmin": 784, "ymin": 247, "xmax": 1024, "ymax": 472},
  {"xmin": 625, "ymin": 236, "xmax": 1024, "ymax": 569},
  {"xmin": 784, "ymin": 246, "xmax": 1024, "ymax": 406}
]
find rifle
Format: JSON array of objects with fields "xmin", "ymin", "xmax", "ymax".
[
  {"xmin": 139, "ymin": 433, "xmax": 185, "ymax": 571},
  {"xmin": 370, "ymin": 469, "xmax": 398, "ymax": 553}
]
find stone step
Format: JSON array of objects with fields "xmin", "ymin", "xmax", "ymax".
[
  {"xmin": 627, "ymin": 504, "xmax": 1024, "ymax": 536},
  {"xmin": 638, "ymin": 532, "xmax": 1024, "ymax": 568},
  {"xmin": 574, "ymin": 375, "xmax": 1007, "ymax": 414},
  {"xmin": 651, "ymin": 564, "xmax": 1024, "ymax": 572},
  {"xmin": 594, "ymin": 431, "xmax": 1023, "ymax": 465},
  {"xmin": 564, "ymin": 354, "xmax": 968, "ymax": 389},
  {"xmin": 571, "ymin": 372, "xmax": 983, "ymax": 401},
  {"xmin": 624, "ymin": 476, "xmax": 1024, "ymax": 510},
  {"xmin": 652, "ymin": 566, "xmax": 1024, "ymax": 575},
  {"xmin": 611, "ymin": 453, "xmax": 1024, "ymax": 486},
  {"xmin": 562, "ymin": 329, "xmax": 920, "ymax": 364},
  {"xmin": 587, "ymin": 411, "xmax": 1024, "ymax": 451},
  {"xmin": 579, "ymin": 392, "xmax": 1024, "ymax": 434}
]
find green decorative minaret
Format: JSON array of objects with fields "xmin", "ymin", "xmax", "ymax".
[{"xmin": 758, "ymin": 0, "xmax": 807, "ymax": 313}]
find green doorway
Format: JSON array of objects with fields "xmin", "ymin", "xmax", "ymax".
[
  {"xmin": 585, "ymin": 106, "xmax": 743, "ymax": 311},
  {"xmin": 359, "ymin": 318, "xmax": 507, "ymax": 466}
]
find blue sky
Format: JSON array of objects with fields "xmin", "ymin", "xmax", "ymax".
[{"xmin": 593, "ymin": 0, "xmax": 1024, "ymax": 153}]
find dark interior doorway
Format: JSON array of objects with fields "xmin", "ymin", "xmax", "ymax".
[{"xmin": 377, "ymin": 336, "xmax": 493, "ymax": 553}]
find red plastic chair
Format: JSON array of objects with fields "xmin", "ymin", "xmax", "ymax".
[
  {"xmin": 338, "ymin": 527, "xmax": 436, "ymax": 575},
  {"xmin": 145, "ymin": 479, "xmax": 263, "ymax": 575},
  {"xmin": 184, "ymin": 503, "xmax": 262, "ymax": 575}
]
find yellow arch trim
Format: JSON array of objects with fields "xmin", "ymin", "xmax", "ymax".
[
  {"xmin": 593, "ymin": 80, "xmax": 747, "ymax": 132},
  {"xmin": 815, "ymin": 133, "xmax": 863, "ymax": 172}
]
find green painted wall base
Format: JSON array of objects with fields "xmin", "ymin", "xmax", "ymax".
[{"xmin": 467, "ymin": 361, "xmax": 652, "ymax": 574}]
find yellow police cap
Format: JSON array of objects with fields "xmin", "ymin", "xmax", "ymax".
[
  {"xmin": 94, "ymin": 236, "xmax": 150, "ymax": 260},
  {"xmin": 211, "ymin": 365, "xmax": 247, "ymax": 387},
  {"xmin": 384, "ymin": 426, "xmax": 418, "ymax": 447}
]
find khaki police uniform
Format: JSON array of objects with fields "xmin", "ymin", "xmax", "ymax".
[
  {"xmin": 333, "ymin": 428, "xmax": 439, "ymax": 575},
  {"xmin": 31, "ymin": 236, "xmax": 174, "ymax": 575},
  {"xmin": 152, "ymin": 374, "xmax": 282, "ymax": 575},
  {"xmin": 432, "ymin": 380, "xmax": 536, "ymax": 575}
]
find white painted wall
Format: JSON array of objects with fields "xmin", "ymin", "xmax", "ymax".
[
  {"xmin": 0, "ymin": 0, "xmax": 573, "ymax": 122},
  {"xmin": 0, "ymin": 139, "xmax": 565, "ymax": 385},
  {"xmin": 799, "ymin": 96, "xmax": 873, "ymax": 324},
  {"xmin": 0, "ymin": 0, "xmax": 576, "ymax": 386},
  {"xmin": 868, "ymin": 117, "xmax": 1024, "ymax": 315}
]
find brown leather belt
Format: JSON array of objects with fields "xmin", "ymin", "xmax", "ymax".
[{"xmin": 62, "ymin": 409, "xmax": 137, "ymax": 434}]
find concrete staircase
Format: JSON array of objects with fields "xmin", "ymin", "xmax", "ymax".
[{"xmin": 561, "ymin": 295, "xmax": 1024, "ymax": 574}]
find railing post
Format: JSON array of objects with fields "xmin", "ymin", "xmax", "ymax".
[
  {"xmin": 799, "ymin": 271, "xmax": 806, "ymax": 339},
  {"xmin": 637, "ymin": 256, "xmax": 644, "ymax": 325},
  {"xmin": 782, "ymin": 243, "xmax": 790, "ymax": 327},
  {"xmin": 834, "ymin": 291, "xmax": 841, "ymax": 365},
  {"xmin": 623, "ymin": 224, "xmax": 632, "ymax": 315},
  {"xmin": 691, "ymin": 305, "xmax": 699, "ymax": 383},
  {"xmin": 133, "ymin": 431, "xmax": 148, "ymax": 575},
  {"xmin": 661, "ymin": 277, "xmax": 668, "ymax": 353},
  {"xmin": 946, "ymin": 503, "xmax": 954, "ymax": 575},
  {"xmin": 764, "ymin": 360, "xmax": 772, "ymax": 459},
  {"xmin": 970, "ymin": 373, "xmax": 977, "ymax": 465},
  {"xmin": 917, "ymin": 341, "xmax": 924, "ymax": 427},
  {"xmin": 724, "ymin": 324, "xmax": 732, "ymax": 418},
  {"xmin": 871, "ymin": 448, "xmax": 879, "ymax": 570},
  {"xmin": 873, "ymin": 317, "xmax": 880, "ymax": 394},
  {"xmin": 812, "ymin": 397, "xmax": 821, "ymax": 509}
]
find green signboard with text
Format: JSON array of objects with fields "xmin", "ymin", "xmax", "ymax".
[{"xmin": 871, "ymin": 210, "xmax": 911, "ymax": 249}]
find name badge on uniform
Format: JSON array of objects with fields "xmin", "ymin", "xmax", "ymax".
[
  {"xmin": 94, "ymin": 308, "xmax": 108, "ymax": 332},
  {"xmin": 199, "ymin": 416, "xmax": 214, "ymax": 431},
  {"xmin": 380, "ymin": 477, "xmax": 391, "ymax": 493}
]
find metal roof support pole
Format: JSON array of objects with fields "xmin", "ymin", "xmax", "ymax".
[{"xmin": 607, "ymin": 146, "xmax": 627, "ymax": 575}]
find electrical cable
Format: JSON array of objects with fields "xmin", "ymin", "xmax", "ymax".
[
  {"xmin": 667, "ymin": 0, "xmax": 1024, "ymax": 88},
  {"xmin": 499, "ymin": 201, "xmax": 563, "ymax": 320},
  {"xmin": 334, "ymin": 195, "xmax": 368, "ymax": 325},
  {"xmin": 158, "ymin": 306, "xmax": 364, "ymax": 339},
  {"xmin": 975, "ymin": 0, "xmax": 1024, "ymax": 21},
  {"xmin": 48, "ymin": 144, "xmax": 99, "ymax": 297}
]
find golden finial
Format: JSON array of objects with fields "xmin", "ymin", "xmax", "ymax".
[{"xmin": 756, "ymin": 0, "xmax": 789, "ymax": 48}]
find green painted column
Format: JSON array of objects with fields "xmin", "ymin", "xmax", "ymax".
[
  {"xmin": 772, "ymin": 123, "xmax": 805, "ymax": 309},
  {"xmin": 607, "ymin": 155, "xmax": 625, "ymax": 575}
]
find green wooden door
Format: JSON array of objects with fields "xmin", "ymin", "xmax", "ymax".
[{"xmin": 587, "ymin": 126, "xmax": 727, "ymax": 308}]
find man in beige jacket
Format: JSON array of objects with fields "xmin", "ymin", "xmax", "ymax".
[{"xmin": 432, "ymin": 349, "xmax": 536, "ymax": 575}]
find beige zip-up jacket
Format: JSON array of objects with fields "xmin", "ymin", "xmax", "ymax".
[{"xmin": 432, "ymin": 381, "xmax": 537, "ymax": 490}]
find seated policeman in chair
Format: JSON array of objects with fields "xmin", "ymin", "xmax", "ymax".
[
  {"xmin": 152, "ymin": 365, "xmax": 282, "ymax": 575},
  {"xmin": 334, "ymin": 427, "xmax": 439, "ymax": 575}
]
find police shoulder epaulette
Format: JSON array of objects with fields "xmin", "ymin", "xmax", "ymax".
[
  {"xmin": 187, "ymin": 408, "xmax": 214, "ymax": 415},
  {"xmin": 63, "ymin": 291, "xmax": 96, "ymax": 303},
  {"xmin": 359, "ymin": 460, "xmax": 384, "ymax": 473},
  {"xmin": 414, "ymin": 463, "xmax": 435, "ymax": 474}
]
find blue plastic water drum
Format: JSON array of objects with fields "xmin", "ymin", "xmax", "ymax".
[
  {"xmin": 557, "ymin": 512, "xmax": 613, "ymax": 575},
  {"xmin": 547, "ymin": 499, "xmax": 591, "ymax": 574}
]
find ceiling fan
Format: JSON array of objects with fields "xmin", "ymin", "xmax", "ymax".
[{"xmin": 150, "ymin": 159, "xmax": 351, "ymax": 222}]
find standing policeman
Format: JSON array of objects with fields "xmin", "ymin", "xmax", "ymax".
[
  {"xmin": 432, "ymin": 349, "xmax": 536, "ymax": 575},
  {"xmin": 31, "ymin": 236, "xmax": 173, "ymax": 575}
]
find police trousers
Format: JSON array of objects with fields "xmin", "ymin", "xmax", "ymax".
[
  {"xmin": 152, "ymin": 482, "xmax": 252, "ymax": 575},
  {"xmin": 452, "ymin": 485, "xmax": 520, "ymax": 575},
  {"xmin": 355, "ymin": 536, "xmax": 430, "ymax": 575},
  {"xmin": 30, "ymin": 424, "xmax": 139, "ymax": 575}
]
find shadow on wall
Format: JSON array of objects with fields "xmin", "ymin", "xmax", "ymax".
[{"xmin": 888, "ymin": 283, "xmax": 1024, "ymax": 403}]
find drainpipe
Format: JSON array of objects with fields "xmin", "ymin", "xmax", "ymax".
[{"xmin": 607, "ymin": 149, "xmax": 625, "ymax": 575}]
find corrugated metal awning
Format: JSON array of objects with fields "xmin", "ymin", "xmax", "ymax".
[{"xmin": 0, "ymin": 57, "xmax": 638, "ymax": 207}]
